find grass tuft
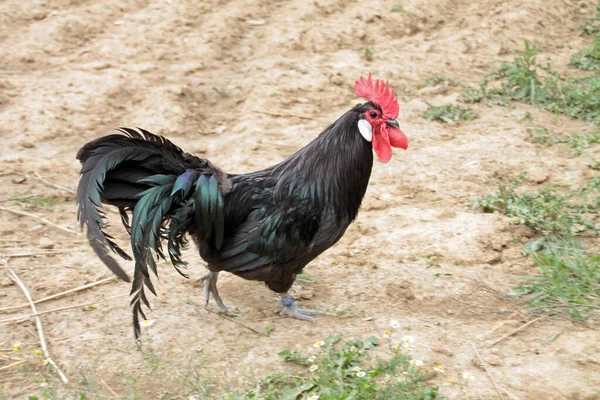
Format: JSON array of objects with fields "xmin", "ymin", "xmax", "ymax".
[
  {"xmin": 425, "ymin": 103, "xmax": 478, "ymax": 124},
  {"xmin": 460, "ymin": 41, "xmax": 600, "ymax": 125},
  {"xmin": 512, "ymin": 243, "xmax": 600, "ymax": 321}
]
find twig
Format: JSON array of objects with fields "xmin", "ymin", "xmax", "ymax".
[
  {"xmin": 0, "ymin": 194, "xmax": 38, "ymax": 204},
  {"xmin": 477, "ymin": 321, "xmax": 508, "ymax": 340},
  {"xmin": 48, "ymin": 322, "xmax": 125, "ymax": 342},
  {"xmin": 0, "ymin": 276, "xmax": 117, "ymax": 313},
  {"xmin": 34, "ymin": 171, "xmax": 76, "ymax": 194},
  {"xmin": 101, "ymin": 378, "xmax": 119, "ymax": 398},
  {"xmin": 253, "ymin": 109, "xmax": 313, "ymax": 120},
  {"xmin": 501, "ymin": 387, "xmax": 520, "ymax": 400},
  {"xmin": 0, "ymin": 360, "xmax": 26, "ymax": 372},
  {"xmin": 191, "ymin": 300, "xmax": 266, "ymax": 336},
  {"xmin": 0, "ymin": 206, "xmax": 80, "ymax": 235},
  {"xmin": 471, "ymin": 342, "xmax": 503, "ymax": 400},
  {"xmin": 6, "ymin": 267, "xmax": 68, "ymax": 383},
  {"xmin": 489, "ymin": 316, "xmax": 546, "ymax": 346},
  {"xmin": 451, "ymin": 295, "xmax": 507, "ymax": 312},
  {"xmin": 1, "ymin": 293, "xmax": 127, "ymax": 324},
  {"xmin": 0, "ymin": 249, "xmax": 86, "ymax": 259},
  {"xmin": 477, "ymin": 312, "xmax": 519, "ymax": 340}
]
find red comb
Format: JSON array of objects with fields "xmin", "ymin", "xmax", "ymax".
[{"xmin": 355, "ymin": 73, "xmax": 399, "ymax": 120}]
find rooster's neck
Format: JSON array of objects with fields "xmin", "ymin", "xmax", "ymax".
[{"xmin": 273, "ymin": 107, "xmax": 374, "ymax": 222}]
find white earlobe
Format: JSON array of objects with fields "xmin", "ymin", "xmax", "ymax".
[{"xmin": 358, "ymin": 120, "xmax": 373, "ymax": 142}]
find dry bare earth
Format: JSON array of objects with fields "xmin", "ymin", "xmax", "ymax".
[{"xmin": 1, "ymin": 0, "xmax": 599, "ymax": 398}]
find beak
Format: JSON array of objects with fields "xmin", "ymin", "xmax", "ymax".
[{"xmin": 386, "ymin": 120, "xmax": 400, "ymax": 129}]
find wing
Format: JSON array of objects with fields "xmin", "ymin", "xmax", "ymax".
[{"xmin": 210, "ymin": 194, "xmax": 322, "ymax": 275}]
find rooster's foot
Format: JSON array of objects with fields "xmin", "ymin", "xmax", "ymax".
[
  {"xmin": 198, "ymin": 271, "xmax": 228, "ymax": 312},
  {"xmin": 279, "ymin": 293, "xmax": 329, "ymax": 323}
]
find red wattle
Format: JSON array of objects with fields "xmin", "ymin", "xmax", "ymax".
[
  {"xmin": 388, "ymin": 127, "xmax": 408, "ymax": 150},
  {"xmin": 373, "ymin": 125, "xmax": 392, "ymax": 164}
]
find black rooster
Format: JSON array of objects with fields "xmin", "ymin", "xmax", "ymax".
[{"xmin": 76, "ymin": 74, "xmax": 407, "ymax": 338}]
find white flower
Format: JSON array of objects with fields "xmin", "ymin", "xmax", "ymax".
[
  {"xmin": 433, "ymin": 365, "xmax": 444, "ymax": 373},
  {"xmin": 383, "ymin": 329, "xmax": 391, "ymax": 339},
  {"xmin": 403, "ymin": 343, "xmax": 414, "ymax": 352},
  {"xmin": 390, "ymin": 320, "xmax": 401, "ymax": 329},
  {"xmin": 356, "ymin": 371, "xmax": 366, "ymax": 378},
  {"xmin": 461, "ymin": 371, "xmax": 475, "ymax": 381},
  {"xmin": 384, "ymin": 375, "xmax": 393, "ymax": 383},
  {"xmin": 42, "ymin": 359, "xmax": 48, "ymax": 365},
  {"xmin": 410, "ymin": 359, "xmax": 424, "ymax": 367},
  {"xmin": 307, "ymin": 357, "xmax": 315, "ymax": 363},
  {"xmin": 40, "ymin": 382, "xmax": 48, "ymax": 388},
  {"xmin": 139, "ymin": 319, "xmax": 155, "ymax": 327},
  {"xmin": 307, "ymin": 395, "xmax": 320, "ymax": 400},
  {"xmin": 393, "ymin": 343, "xmax": 402, "ymax": 350},
  {"xmin": 349, "ymin": 346, "xmax": 356, "ymax": 352},
  {"xmin": 13, "ymin": 341, "xmax": 22, "ymax": 349},
  {"xmin": 352, "ymin": 366, "xmax": 362, "ymax": 372},
  {"xmin": 313, "ymin": 341, "xmax": 325, "ymax": 348},
  {"xmin": 402, "ymin": 335, "xmax": 415, "ymax": 344},
  {"xmin": 309, "ymin": 364, "xmax": 319, "ymax": 372}
]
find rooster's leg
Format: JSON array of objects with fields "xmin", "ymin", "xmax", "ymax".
[
  {"xmin": 198, "ymin": 271, "xmax": 228, "ymax": 311},
  {"xmin": 279, "ymin": 293, "xmax": 328, "ymax": 322}
]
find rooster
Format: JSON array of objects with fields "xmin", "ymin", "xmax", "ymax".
[{"xmin": 76, "ymin": 74, "xmax": 407, "ymax": 338}]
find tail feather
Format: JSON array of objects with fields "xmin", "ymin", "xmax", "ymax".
[{"xmin": 76, "ymin": 127, "xmax": 228, "ymax": 340}]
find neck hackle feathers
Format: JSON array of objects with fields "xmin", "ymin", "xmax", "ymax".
[{"xmin": 354, "ymin": 73, "xmax": 399, "ymax": 120}]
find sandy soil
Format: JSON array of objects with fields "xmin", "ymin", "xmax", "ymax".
[{"xmin": 1, "ymin": 0, "xmax": 599, "ymax": 398}]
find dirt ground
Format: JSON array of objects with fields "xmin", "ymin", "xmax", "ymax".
[{"xmin": 1, "ymin": 0, "xmax": 599, "ymax": 398}]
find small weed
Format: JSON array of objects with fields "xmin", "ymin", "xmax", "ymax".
[
  {"xmin": 425, "ymin": 103, "xmax": 479, "ymax": 123},
  {"xmin": 364, "ymin": 47, "xmax": 374, "ymax": 62},
  {"xmin": 471, "ymin": 174, "xmax": 599, "ymax": 238},
  {"xmin": 570, "ymin": 34, "xmax": 600, "ymax": 71},
  {"xmin": 425, "ymin": 74, "xmax": 462, "ymax": 87},
  {"xmin": 425, "ymin": 256, "xmax": 439, "ymax": 268},
  {"xmin": 526, "ymin": 126, "xmax": 552, "ymax": 145},
  {"xmin": 517, "ymin": 111, "xmax": 534, "ymax": 122},
  {"xmin": 212, "ymin": 86, "xmax": 230, "ymax": 97},
  {"xmin": 459, "ymin": 41, "xmax": 600, "ymax": 125},
  {"xmin": 581, "ymin": 2, "xmax": 600, "ymax": 36},
  {"xmin": 553, "ymin": 131, "xmax": 600, "ymax": 156},
  {"xmin": 275, "ymin": 334, "xmax": 442, "ymax": 400},
  {"xmin": 11, "ymin": 192, "xmax": 71, "ymax": 207},
  {"xmin": 177, "ymin": 353, "xmax": 216, "ymax": 397},
  {"xmin": 296, "ymin": 272, "xmax": 314, "ymax": 282},
  {"xmin": 391, "ymin": 4, "xmax": 403, "ymax": 12}
]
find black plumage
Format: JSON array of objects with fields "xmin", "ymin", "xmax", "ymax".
[{"xmin": 77, "ymin": 102, "xmax": 387, "ymax": 338}]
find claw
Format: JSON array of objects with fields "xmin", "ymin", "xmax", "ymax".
[
  {"xmin": 198, "ymin": 271, "xmax": 228, "ymax": 312},
  {"xmin": 281, "ymin": 306, "xmax": 316, "ymax": 322},
  {"xmin": 279, "ymin": 292, "xmax": 328, "ymax": 322}
]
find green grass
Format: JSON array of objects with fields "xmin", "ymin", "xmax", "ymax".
[
  {"xmin": 471, "ymin": 174, "xmax": 599, "ymax": 239},
  {"xmin": 424, "ymin": 75, "xmax": 462, "ymax": 88},
  {"xmin": 570, "ymin": 35, "xmax": 600, "ymax": 71},
  {"xmin": 581, "ymin": 2, "xmax": 600, "ymax": 36},
  {"xmin": 525, "ymin": 126, "xmax": 600, "ymax": 156},
  {"xmin": 10, "ymin": 192, "xmax": 71, "ymax": 207},
  {"xmin": 460, "ymin": 41, "xmax": 600, "ymax": 125},
  {"xmin": 473, "ymin": 175, "xmax": 600, "ymax": 321},
  {"xmin": 552, "ymin": 131, "xmax": 600, "ymax": 156},
  {"xmin": 271, "ymin": 335, "xmax": 442, "ymax": 400},
  {"xmin": 364, "ymin": 47, "xmax": 374, "ymax": 62},
  {"xmin": 212, "ymin": 86, "xmax": 230, "ymax": 97},
  {"xmin": 512, "ymin": 242, "xmax": 600, "ymax": 321},
  {"xmin": 16, "ymin": 335, "xmax": 444, "ymax": 400},
  {"xmin": 424, "ymin": 103, "xmax": 478, "ymax": 124}
]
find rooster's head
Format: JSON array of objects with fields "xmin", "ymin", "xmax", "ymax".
[{"xmin": 355, "ymin": 73, "xmax": 408, "ymax": 163}]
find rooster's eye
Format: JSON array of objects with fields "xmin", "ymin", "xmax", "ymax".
[{"xmin": 369, "ymin": 111, "xmax": 377, "ymax": 118}]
